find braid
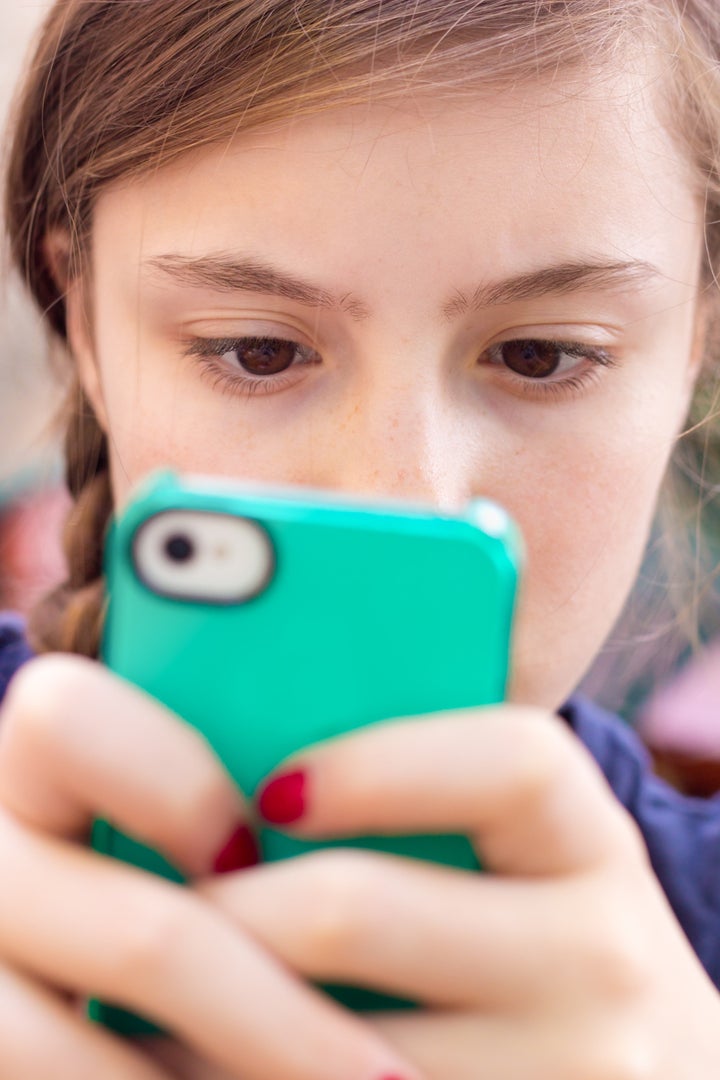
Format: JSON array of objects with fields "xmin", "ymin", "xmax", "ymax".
[{"xmin": 27, "ymin": 381, "xmax": 112, "ymax": 658}]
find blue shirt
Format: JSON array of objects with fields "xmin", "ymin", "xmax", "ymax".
[
  {"xmin": 0, "ymin": 613, "xmax": 34, "ymax": 699},
  {"xmin": 1, "ymin": 611, "xmax": 719, "ymax": 986}
]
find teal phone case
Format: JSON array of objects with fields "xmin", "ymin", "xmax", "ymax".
[{"xmin": 90, "ymin": 471, "xmax": 521, "ymax": 1033}]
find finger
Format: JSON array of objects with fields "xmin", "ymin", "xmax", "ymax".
[
  {"xmin": 255, "ymin": 707, "xmax": 644, "ymax": 874},
  {"xmin": 140, "ymin": 1037, "xmax": 253, "ymax": 1080},
  {"xmin": 368, "ymin": 1010, "xmax": 644, "ymax": 1080},
  {"xmin": 0, "ymin": 655, "xmax": 249, "ymax": 876},
  {"xmin": 139, "ymin": 1038, "xmax": 236, "ymax": 1080},
  {"xmin": 0, "ymin": 962, "xmax": 172, "ymax": 1080},
  {"xmin": 0, "ymin": 812, "xmax": 420, "ymax": 1080},
  {"xmin": 200, "ymin": 848, "xmax": 652, "ymax": 1008}
]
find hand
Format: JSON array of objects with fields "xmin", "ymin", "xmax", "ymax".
[
  {"xmin": 200, "ymin": 706, "xmax": 720, "ymax": 1079},
  {"xmin": 0, "ymin": 656, "xmax": 419, "ymax": 1080}
]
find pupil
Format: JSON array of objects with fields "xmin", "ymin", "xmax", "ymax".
[
  {"xmin": 237, "ymin": 339, "xmax": 296, "ymax": 376},
  {"xmin": 165, "ymin": 535, "xmax": 194, "ymax": 562},
  {"xmin": 503, "ymin": 340, "xmax": 559, "ymax": 379}
]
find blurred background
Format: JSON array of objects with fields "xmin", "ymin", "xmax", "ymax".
[{"xmin": 0, "ymin": 1, "xmax": 67, "ymax": 615}]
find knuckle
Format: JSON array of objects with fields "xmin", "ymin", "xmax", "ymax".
[
  {"xmin": 172, "ymin": 755, "xmax": 234, "ymax": 839},
  {"xmin": 152, "ymin": 730, "xmax": 240, "ymax": 871},
  {"xmin": 505, "ymin": 711, "xmax": 577, "ymax": 807},
  {"xmin": 578, "ymin": 889, "xmax": 656, "ymax": 1000},
  {"xmin": 1, "ymin": 656, "xmax": 95, "ymax": 756},
  {"xmin": 590, "ymin": 934, "xmax": 654, "ymax": 1002},
  {"xmin": 301, "ymin": 849, "xmax": 381, "ymax": 968},
  {"xmin": 109, "ymin": 888, "xmax": 198, "ymax": 988},
  {"xmin": 613, "ymin": 811, "xmax": 652, "ymax": 868},
  {"xmin": 0, "ymin": 805, "xmax": 33, "ymax": 878},
  {"xmin": 569, "ymin": 1021, "xmax": 657, "ymax": 1080},
  {"xmin": 0, "ymin": 962, "xmax": 50, "ymax": 1053}
]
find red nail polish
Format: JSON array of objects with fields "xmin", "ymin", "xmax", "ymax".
[
  {"xmin": 212, "ymin": 823, "xmax": 260, "ymax": 874},
  {"xmin": 257, "ymin": 769, "xmax": 307, "ymax": 824}
]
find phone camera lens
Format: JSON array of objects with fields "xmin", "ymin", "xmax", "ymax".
[{"xmin": 164, "ymin": 534, "xmax": 195, "ymax": 563}]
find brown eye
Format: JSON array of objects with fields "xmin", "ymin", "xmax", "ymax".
[
  {"xmin": 501, "ymin": 340, "xmax": 560, "ymax": 379},
  {"xmin": 233, "ymin": 337, "xmax": 297, "ymax": 375}
]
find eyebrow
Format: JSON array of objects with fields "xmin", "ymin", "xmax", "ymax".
[
  {"xmin": 441, "ymin": 259, "xmax": 663, "ymax": 319},
  {"xmin": 146, "ymin": 254, "xmax": 371, "ymax": 320},
  {"xmin": 146, "ymin": 253, "xmax": 663, "ymax": 321}
]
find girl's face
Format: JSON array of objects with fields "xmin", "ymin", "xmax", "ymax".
[{"xmin": 70, "ymin": 65, "xmax": 705, "ymax": 709}]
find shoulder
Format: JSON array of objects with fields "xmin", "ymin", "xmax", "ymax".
[
  {"xmin": 565, "ymin": 694, "xmax": 720, "ymax": 988},
  {"xmin": 0, "ymin": 613, "xmax": 35, "ymax": 705}
]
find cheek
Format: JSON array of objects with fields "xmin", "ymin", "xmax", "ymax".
[
  {"xmin": 506, "ymin": 390, "xmax": 684, "ymax": 707},
  {"xmin": 95, "ymin": 338, "xmax": 271, "ymax": 506}
]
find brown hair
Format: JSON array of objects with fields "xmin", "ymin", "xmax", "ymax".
[{"xmin": 4, "ymin": 0, "xmax": 720, "ymax": 674}]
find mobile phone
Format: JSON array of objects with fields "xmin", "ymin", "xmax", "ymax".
[{"xmin": 90, "ymin": 470, "xmax": 521, "ymax": 1032}]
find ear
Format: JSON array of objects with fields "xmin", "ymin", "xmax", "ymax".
[
  {"xmin": 686, "ymin": 293, "xmax": 713, "ymax": 387},
  {"xmin": 672, "ymin": 294, "xmax": 712, "ymax": 434},
  {"xmin": 43, "ymin": 229, "xmax": 109, "ymax": 433}
]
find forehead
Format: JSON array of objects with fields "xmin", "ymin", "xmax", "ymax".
[{"xmin": 92, "ymin": 64, "xmax": 702, "ymax": 296}]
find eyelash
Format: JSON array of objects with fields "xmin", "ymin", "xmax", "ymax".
[
  {"xmin": 485, "ymin": 340, "xmax": 617, "ymax": 400},
  {"xmin": 183, "ymin": 336, "xmax": 321, "ymax": 398},
  {"xmin": 183, "ymin": 335, "xmax": 617, "ymax": 401}
]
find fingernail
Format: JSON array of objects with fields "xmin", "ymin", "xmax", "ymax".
[
  {"xmin": 212, "ymin": 823, "xmax": 260, "ymax": 874},
  {"xmin": 257, "ymin": 769, "xmax": 307, "ymax": 825}
]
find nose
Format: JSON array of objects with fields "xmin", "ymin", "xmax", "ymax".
[{"xmin": 303, "ymin": 375, "xmax": 477, "ymax": 512}]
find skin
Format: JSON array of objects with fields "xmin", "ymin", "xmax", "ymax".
[
  {"xmin": 70, "ymin": 72, "xmax": 705, "ymax": 709},
  {"xmin": 0, "ymin": 61, "xmax": 719, "ymax": 1079}
]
